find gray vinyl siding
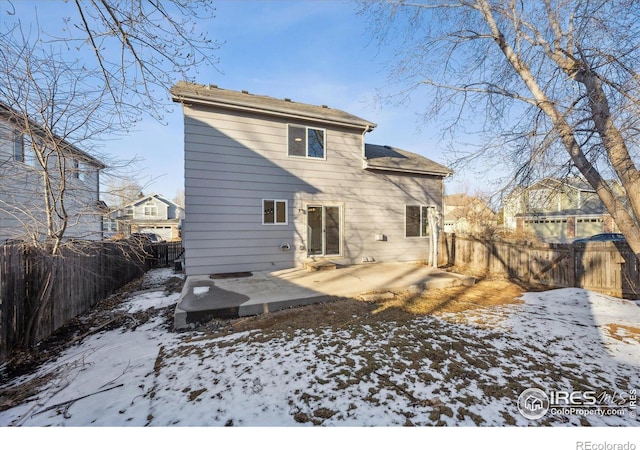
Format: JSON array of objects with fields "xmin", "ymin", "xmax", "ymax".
[
  {"xmin": 0, "ymin": 120, "xmax": 102, "ymax": 242},
  {"xmin": 182, "ymin": 104, "xmax": 443, "ymax": 276}
]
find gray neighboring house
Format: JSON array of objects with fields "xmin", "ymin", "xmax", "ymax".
[
  {"xmin": 0, "ymin": 103, "xmax": 105, "ymax": 243},
  {"xmin": 171, "ymin": 82, "xmax": 452, "ymax": 276},
  {"xmin": 503, "ymin": 177, "xmax": 621, "ymax": 241},
  {"xmin": 105, "ymin": 193, "xmax": 184, "ymax": 241}
]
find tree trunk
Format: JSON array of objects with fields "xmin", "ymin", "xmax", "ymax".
[
  {"xmin": 476, "ymin": 0, "xmax": 640, "ymax": 258},
  {"xmin": 22, "ymin": 258, "xmax": 57, "ymax": 348}
]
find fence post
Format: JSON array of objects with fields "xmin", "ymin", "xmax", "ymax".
[{"xmin": 568, "ymin": 243, "xmax": 576, "ymax": 288}]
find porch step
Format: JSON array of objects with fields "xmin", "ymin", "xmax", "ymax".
[{"xmin": 304, "ymin": 260, "xmax": 337, "ymax": 271}]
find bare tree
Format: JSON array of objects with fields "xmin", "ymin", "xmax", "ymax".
[
  {"xmin": 173, "ymin": 188, "xmax": 185, "ymax": 210},
  {"xmin": 102, "ymin": 175, "xmax": 144, "ymax": 208},
  {"xmin": 0, "ymin": 26, "xmax": 122, "ymax": 346},
  {"xmin": 0, "ymin": 28, "xmax": 113, "ymax": 251},
  {"xmin": 359, "ymin": 0, "xmax": 640, "ymax": 256},
  {"xmin": 4, "ymin": 0, "xmax": 220, "ymax": 126},
  {"xmin": 0, "ymin": 1, "xmax": 219, "ymax": 347}
]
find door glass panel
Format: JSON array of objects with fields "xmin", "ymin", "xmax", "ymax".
[
  {"xmin": 325, "ymin": 206, "xmax": 340, "ymax": 255},
  {"xmin": 307, "ymin": 206, "xmax": 323, "ymax": 255}
]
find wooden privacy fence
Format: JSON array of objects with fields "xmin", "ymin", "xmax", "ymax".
[
  {"xmin": 439, "ymin": 233, "xmax": 640, "ymax": 299},
  {"xmin": 0, "ymin": 240, "xmax": 183, "ymax": 364}
]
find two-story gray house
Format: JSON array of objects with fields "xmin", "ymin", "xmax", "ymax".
[
  {"xmin": 171, "ymin": 82, "xmax": 452, "ymax": 276},
  {"xmin": 106, "ymin": 193, "xmax": 184, "ymax": 241},
  {"xmin": 503, "ymin": 177, "xmax": 621, "ymax": 241},
  {"xmin": 0, "ymin": 103, "xmax": 105, "ymax": 243}
]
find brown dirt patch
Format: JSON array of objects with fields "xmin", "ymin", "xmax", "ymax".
[{"xmin": 606, "ymin": 323, "xmax": 640, "ymax": 344}]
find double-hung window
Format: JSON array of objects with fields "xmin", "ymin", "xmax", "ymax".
[
  {"xmin": 73, "ymin": 159, "xmax": 88, "ymax": 181},
  {"xmin": 263, "ymin": 199, "xmax": 287, "ymax": 225},
  {"xmin": 288, "ymin": 125, "xmax": 325, "ymax": 159},
  {"xmin": 405, "ymin": 205, "xmax": 434, "ymax": 238},
  {"xmin": 144, "ymin": 203, "xmax": 157, "ymax": 217}
]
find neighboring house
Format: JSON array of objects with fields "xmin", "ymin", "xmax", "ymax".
[
  {"xmin": 170, "ymin": 82, "xmax": 452, "ymax": 276},
  {"xmin": 106, "ymin": 193, "xmax": 184, "ymax": 241},
  {"xmin": 0, "ymin": 103, "xmax": 105, "ymax": 243},
  {"xmin": 502, "ymin": 177, "xmax": 620, "ymax": 241},
  {"xmin": 444, "ymin": 193, "xmax": 497, "ymax": 234}
]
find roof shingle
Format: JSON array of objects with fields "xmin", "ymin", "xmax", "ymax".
[
  {"xmin": 364, "ymin": 144, "xmax": 452, "ymax": 177},
  {"xmin": 171, "ymin": 81, "xmax": 376, "ymax": 130}
]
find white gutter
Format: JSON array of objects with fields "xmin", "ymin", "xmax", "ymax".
[{"xmin": 362, "ymin": 160, "xmax": 453, "ymax": 177}]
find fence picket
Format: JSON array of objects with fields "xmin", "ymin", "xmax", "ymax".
[
  {"xmin": 440, "ymin": 233, "xmax": 639, "ymax": 299},
  {"xmin": 0, "ymin": 240, "xmax": 184, "ymax": 364}
]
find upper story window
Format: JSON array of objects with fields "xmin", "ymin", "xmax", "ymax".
[
  {"xmin": 144, "ymin": 203, "xmax": 157, "ymax": 217},
  {"xmin": 73, "ymin": 159, "xmax": 87, "ymax": 181},
  {"xmin": 13, "ymin": 130, "xmax": 24, "ymax": 162},
  {"xmin": 288, "ymin": 125, "xmax": 325, "ymax": 159}
]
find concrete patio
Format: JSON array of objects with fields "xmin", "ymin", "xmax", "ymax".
[{"xmin": 173, "ymin": 262, "xmax": 475, "ymax": 328}]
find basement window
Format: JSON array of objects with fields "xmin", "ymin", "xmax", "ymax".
[{"xmin": 263, "ymin": 199, "xmax": 288, "ymax": 225}]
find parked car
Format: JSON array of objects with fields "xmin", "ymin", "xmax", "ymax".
[
  {"xmin": 573, "ymin": 233, "xmax": 626, "ymax": 244},
  {"xmin": 130, "ymin": 232, "xmax": 164, "ymax": 244}
]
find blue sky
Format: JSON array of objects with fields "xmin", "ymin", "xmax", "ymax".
[{"xmin": 5, "ymin": 1, "xmax": 490, "ymax": 201}]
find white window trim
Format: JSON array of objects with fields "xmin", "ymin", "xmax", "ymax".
[
  {"xmin": 405, "ymin": 204, "xmax": 435, "ymax": 239},
  {"xmin": 262, "ymin": 199, "xmax": 288, "ymax": 225},
  {"xmin": 287, "ymin": 124, "xmax": 327, "ymax": 160}
]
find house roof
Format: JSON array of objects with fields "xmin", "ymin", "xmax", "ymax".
[
  {"xmin": 363, "ymin": 144, "xmax": 452, "ymax": 177},
  {"xmin": 111, "ymin": 193, "xmax": 183, "ymax": 212},
  {"xmin": 533, "ymin": 177, "xmax": 595, "ymax": 192},
  {"xmin": 170, "ymin": 81, "xmax": 377, "ymax": 131},
  {"xmin": 0, "ymin": 102, "xmax": 106, "ymax": 169},
  {"xmin": 444, "ymin": 194, "xmax": 496, "ymax": 221},
  {"xmin": 445, "ymin": 193, "xmax": 474, "ymax": 207}
]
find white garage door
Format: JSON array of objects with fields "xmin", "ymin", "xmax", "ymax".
[
  {"xmin": 525, "ymin": 218, "xmax": 568, "ymax": 241},
  {"xmin": 140, "ymin": 226, "xmax": 172, "ymax": 241},
  {"xmin": 576, "ymin": 218, "xmax": 604, "ymax": 238}
]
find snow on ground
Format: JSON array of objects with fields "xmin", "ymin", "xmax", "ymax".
[{"xmin": 0, "ymin": 269, "xmax": 638, "ymax": 433}]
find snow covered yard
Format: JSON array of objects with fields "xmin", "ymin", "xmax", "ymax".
[{"xmin": 0, "ymin": 268, "xmax": 638, "ymax": 428}]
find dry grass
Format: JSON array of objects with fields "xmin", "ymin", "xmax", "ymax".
[
  {"xmin": 364, "ymin": 279, "xmax": 527, "ymax": 316},
  {"xmin": 605, "ymin": 323, "xmax": 640, "ymax": 344},
  {"xmin": 212, "ymin": 277, "xmax": 538, "ymax": 338}
]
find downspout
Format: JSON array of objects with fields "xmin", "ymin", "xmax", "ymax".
[
  {"xmin": 361, "ymin": 125, "xmax": 373, "ymax": 159},
  {"xmin": 436, "ymin": 170, "xmax": 453, "ymax": 268}
]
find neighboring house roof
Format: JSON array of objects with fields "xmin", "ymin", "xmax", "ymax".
[
  {"xmin": 110, "ymin": 193, "xmax": 183, "ymax": 216},
  {"xmin": 0, "ymin": 102, "xmax": 106, "ymax": 169},
  {"xmin": 444, "ymin": 194, "xmax": 496, "ymax": 221},
  {"xmin": 505, "ymin": 176, "xmax": 622, "ymax": 217},
  {"xmin": 170, "ymin": 81, "xmax": 377, "ymax": 131},
  {"xmin": 363, "ymin": 144, "xmax": 452, "ymax": 177},
  {"xmin": 445, "ymin": 193, "xmax": 475, "ymax": 208},
  {"xmin": 530, "ymin": 176, "xmax": 594, "ymax": 193}
]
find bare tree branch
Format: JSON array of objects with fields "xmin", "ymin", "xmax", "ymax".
[{"xmin": 360, "ymin": 0, "xmax": 640, "ymax": 255}]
